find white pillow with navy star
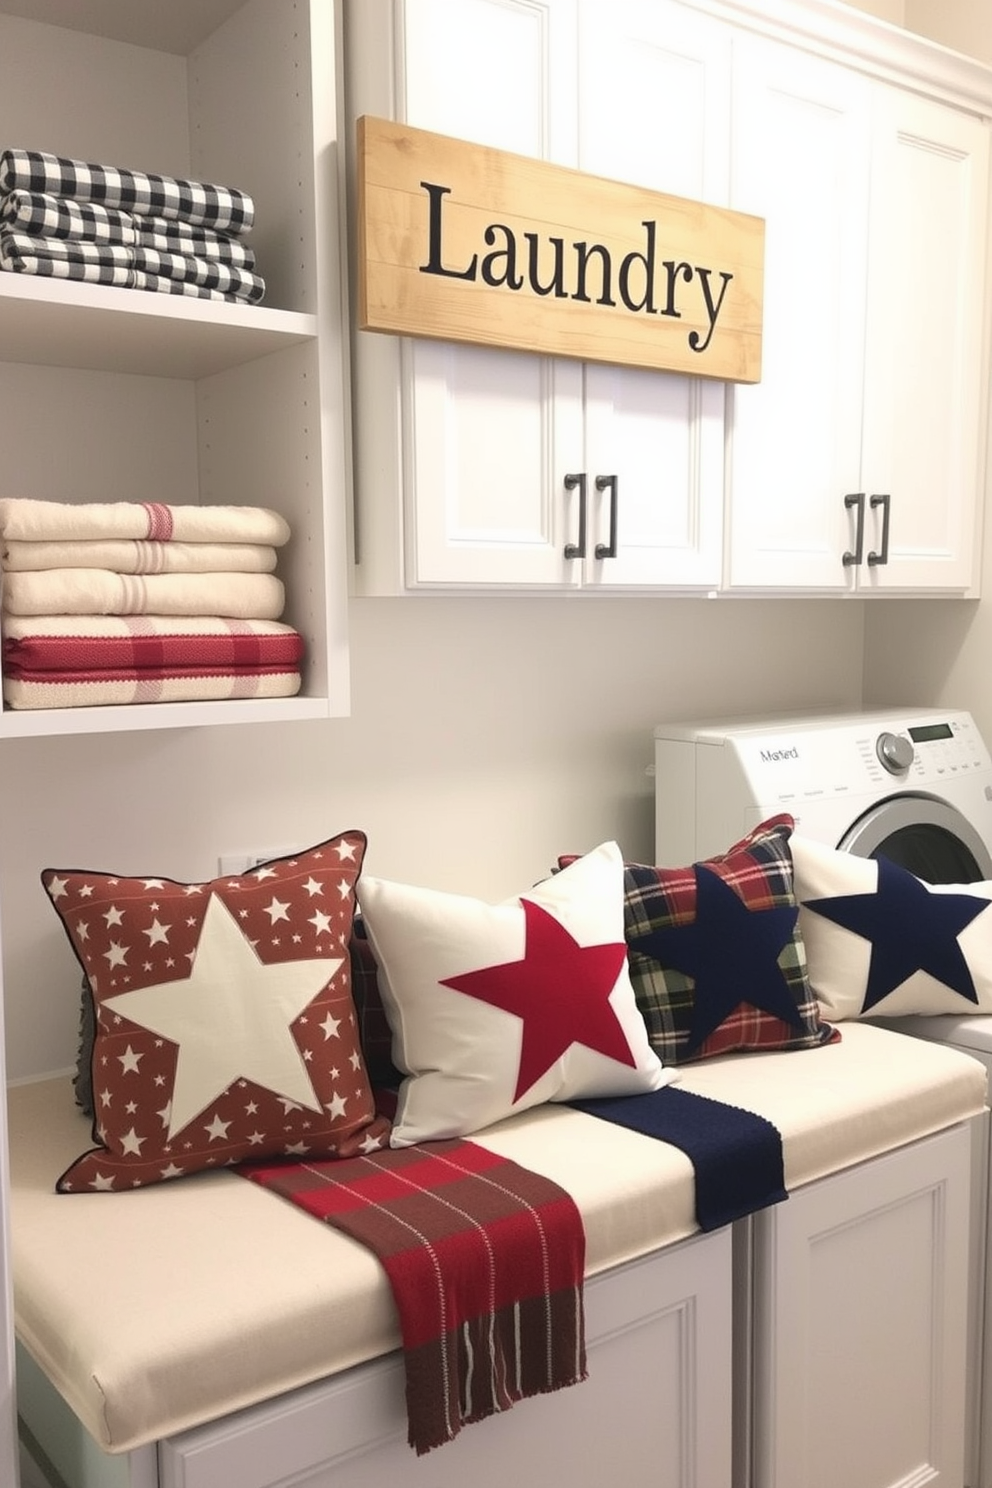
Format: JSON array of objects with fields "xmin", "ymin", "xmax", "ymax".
[{"xmin": 792, "ymin": 835, "xmax": 992, "ymax": 1020}]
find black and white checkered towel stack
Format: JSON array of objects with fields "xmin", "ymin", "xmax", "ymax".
[{"xmin": 0, "ymin": 150, "xmax": 264, "ymax": 303}]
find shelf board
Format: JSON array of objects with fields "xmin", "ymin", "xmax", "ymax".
[
  {"xmin": 0, "ymin": 275, "xmax": 318, "ymax": 379},
  {"xmin": 0, "ymin": 694, "xmax": 336, "ymax": 737}
]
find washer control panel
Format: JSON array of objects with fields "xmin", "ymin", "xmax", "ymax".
[{"xmin": 664, "ymin": 710, "xmax": 992, "ymax": 804}]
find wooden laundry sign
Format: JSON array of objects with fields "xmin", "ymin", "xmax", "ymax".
[{"xmin": 356, "ymin": 115, "xmax": 764, "ymax": 383}]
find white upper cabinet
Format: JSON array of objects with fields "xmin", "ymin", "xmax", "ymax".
[
  {"xmin": 0, "ymin": 0, "xmax": 352, "ymax": 736},
  {"xmin": 347, "ymin": 0, "xmax": 992, "ymax": 600},
  {"xmin": 725, "ymin": 24, "xmax": 990, "ymax": 594},
  {"xmin": 858, "ymin": 87, "xmax": 989, "ymax": 592},
  {"xmin": 347, "ymin": 0, "xmax": 730, "ymax": 593},
  {"xmin": 725, "ymin": 39, "xmax": 873, "ymax": 591},
  {"xmin": 348, "ymin": 0, "xmax": 579, "ymax": 591},
  {"xmin": 576, "ymin": 0, "xmax": 728, "ymax": 591}
]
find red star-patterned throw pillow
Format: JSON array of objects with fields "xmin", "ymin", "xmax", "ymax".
[
  {"xmin": 356, "ymin": 840, "xmax": 672, "ymax": 1147},
  {"xmin": 43, "ymin": 832, "xmax": 386, "ymax": 1192},
  {"xmin": 793, "ymin": 834, "xmax": 992, "ymax": 1019}
]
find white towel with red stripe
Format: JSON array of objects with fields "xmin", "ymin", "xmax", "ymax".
[
  {"xmin": 2, "ymin": 668, "xmax": 301, "ymax": 710},
  {"xmin": 2, "ymin": 569, "xmax": 284, "ymax": 620},
  {"xmin": 0, "ymin": 499, "xmax": 290, "ymax": 547},
  {"xmin": 2, "ymin": 539, "xmax": 277, "ymax": 574}
]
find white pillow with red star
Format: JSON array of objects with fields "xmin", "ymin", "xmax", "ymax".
[
  {"xmin": 357, "ymin": 840, "xmax": 672, "ymax": 1146},
  {"xmin": 43, "ymin": 832, "xmax": 390, "ymax": 1192}
]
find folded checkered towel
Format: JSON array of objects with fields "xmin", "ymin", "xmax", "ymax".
[
  {"xmin": 1, "ymin": 539, "xmax": 277, "ymax": 575},
  {"xmin": 0, "ymin": 250, "xmax": 257, "ymax": 301},
  {"xmin": 2, "ymin": 665, "xmax": 301, "ymax": 709},
  {"xmin": 0, "ymin": 230, "xmax": 265, "ymax": 302},
  {"xmin": 0, "ymin": 252, "xmax": 251, "ymax": 300},
  {"xmin": 0, "ymin": 149, "xmax": 254, "ymax": 235},
  {"xmin": 0, "ymin": 500, "xmax": 290, "ymax": 546},
  {"xmin": 2, "ymin": 569, "xmax": 284, "ymax": 620},
  {"xmin": 2, "ymin": 615, "xmax": 304, "ymax": 671},
  {"xmin": 0, "ymin": 191, "xmax": 255, "ymax": 266}
]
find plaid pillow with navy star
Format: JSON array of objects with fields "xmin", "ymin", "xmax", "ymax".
[
  {"xmin": 563, "ymin": 816, "xmax": 837, "ymax": 1064},
  {"xmin": 793, "ymin": 834, "xmax": 992, "ymax": 1020}
]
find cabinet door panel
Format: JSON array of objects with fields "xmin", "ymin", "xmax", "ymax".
[
  {"xmin": 577, "ymin": 0, "xmax": 730, "ymax": 202},
  {"xmin": 408, "ymin": 342, "xmax": 584, "ymax": 586},
  {"xmin": 726, "ymin": 39, "xmax": 871, "ymax": 591},
  {"xmin": 395, "ymin": 0, "xmax": 582, "ymax": 588},
  {"xmin": 753, "ymin": 1126, "xmax": 971, "ymax": 1488},
  {"xmin": 583, "ymin": 367, "xmax": 724, "ymax": 588},
  {"xmin": 859, "ymin": 89, "xmax": 989, "ymax": 592},
  {"xmin": 578, "ymin": 0, "xmax": 729, "ymax": 590},
  {"xmin": 402, "ymin": 0, "xmax": 577, "ymax": 159}
]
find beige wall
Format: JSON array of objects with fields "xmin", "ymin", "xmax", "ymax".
[
  {"xmin": 0, "ymin": 595, "xmax": 865, "ymax": 1081},
  {"xmin": 906, "ymin": 0, "xmax": 992, "ymax": 63},
  {"xmin": 850, "ymin": 0, "xmax": 992, "ymax": 64},
  {"xmin": 851, "ymin": 0, "xmax": 905, "ymax": 25}
]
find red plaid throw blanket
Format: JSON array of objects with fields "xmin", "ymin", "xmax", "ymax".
[{"xmin": 237, "ymin": 1140, "xmax": 588, "ymax": 1454}]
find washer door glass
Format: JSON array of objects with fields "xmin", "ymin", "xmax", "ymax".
[{"xmin": 839, "ymin": 794, "xmax": 992, "ymax": 884}]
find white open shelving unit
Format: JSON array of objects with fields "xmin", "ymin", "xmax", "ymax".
[
  {"xmin": 0, "ymin": 2, "xmax": 350, "ymax": 1479},
  {"xmin": 0, "ymin": 0, "xmax": 352, "ymax": 738}
]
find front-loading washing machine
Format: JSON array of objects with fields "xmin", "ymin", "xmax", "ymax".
[
  {"xmin": 655, "ymin": 706, "xmax": 992, "ymax": 1487},
  {"xmin": 654, "ymin": 706, "xmax": 992, "ymax": 881}
]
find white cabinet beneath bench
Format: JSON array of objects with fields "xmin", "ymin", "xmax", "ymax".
[
  {"xmin": 16, "ymin": 1233, "xmax": 734, "ymax": 1488},
  {"xmin": 15, "ymin": 1121, "xmax": 977, "ymax": 1488},
  {"xmin": 749, "ymin": 1122, "xmax": 974, "ymax": 1488},
  {"xmin": 157, "ymin": 1232, "xmax": 733, "ymax": 1488},
  {"xmin": 158, "ymin": 1123, "xmax": 977, "ymax": 1488},
  {"xmin": 10, "ymin": 1026, "xmax": 987, "ymax": 1488}
]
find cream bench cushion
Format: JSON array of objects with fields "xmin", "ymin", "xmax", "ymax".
[{"xmin": 8, "ymin": 1021, "xmax": 986, "ymax": 1454}]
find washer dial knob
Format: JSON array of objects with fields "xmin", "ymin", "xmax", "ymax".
[{"xmin": 876, "ymin": 731, "xmax": 914, "ymax": 774}]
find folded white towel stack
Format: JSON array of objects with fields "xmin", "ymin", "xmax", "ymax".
[{"xmin": 0, "ymin": 499, "xmax": 303, "ymax": 709}]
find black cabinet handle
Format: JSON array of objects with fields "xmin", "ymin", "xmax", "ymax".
[
  {"xmin": 843, "ymin": 492, "xmax": 865, "ymax": 567},
  {"xmin": 867, "ymin": 493, "xmax": 890, "ymax": 566},
  {"xmin": 595, "ymin": 474, "xmax": 618, "ymax": 559},
  {"xmin": 563, "ymin": 473, "xmax": 586, "ymax": 559}
]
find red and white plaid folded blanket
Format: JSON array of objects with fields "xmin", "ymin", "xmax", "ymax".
[
  {"xmin": 2, "ymin": 615, "xmax": 303, "ymax": 671},
  {"xmin": 238, "ymin": 1140, "xmax": 588, "ymax": 1454}
]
